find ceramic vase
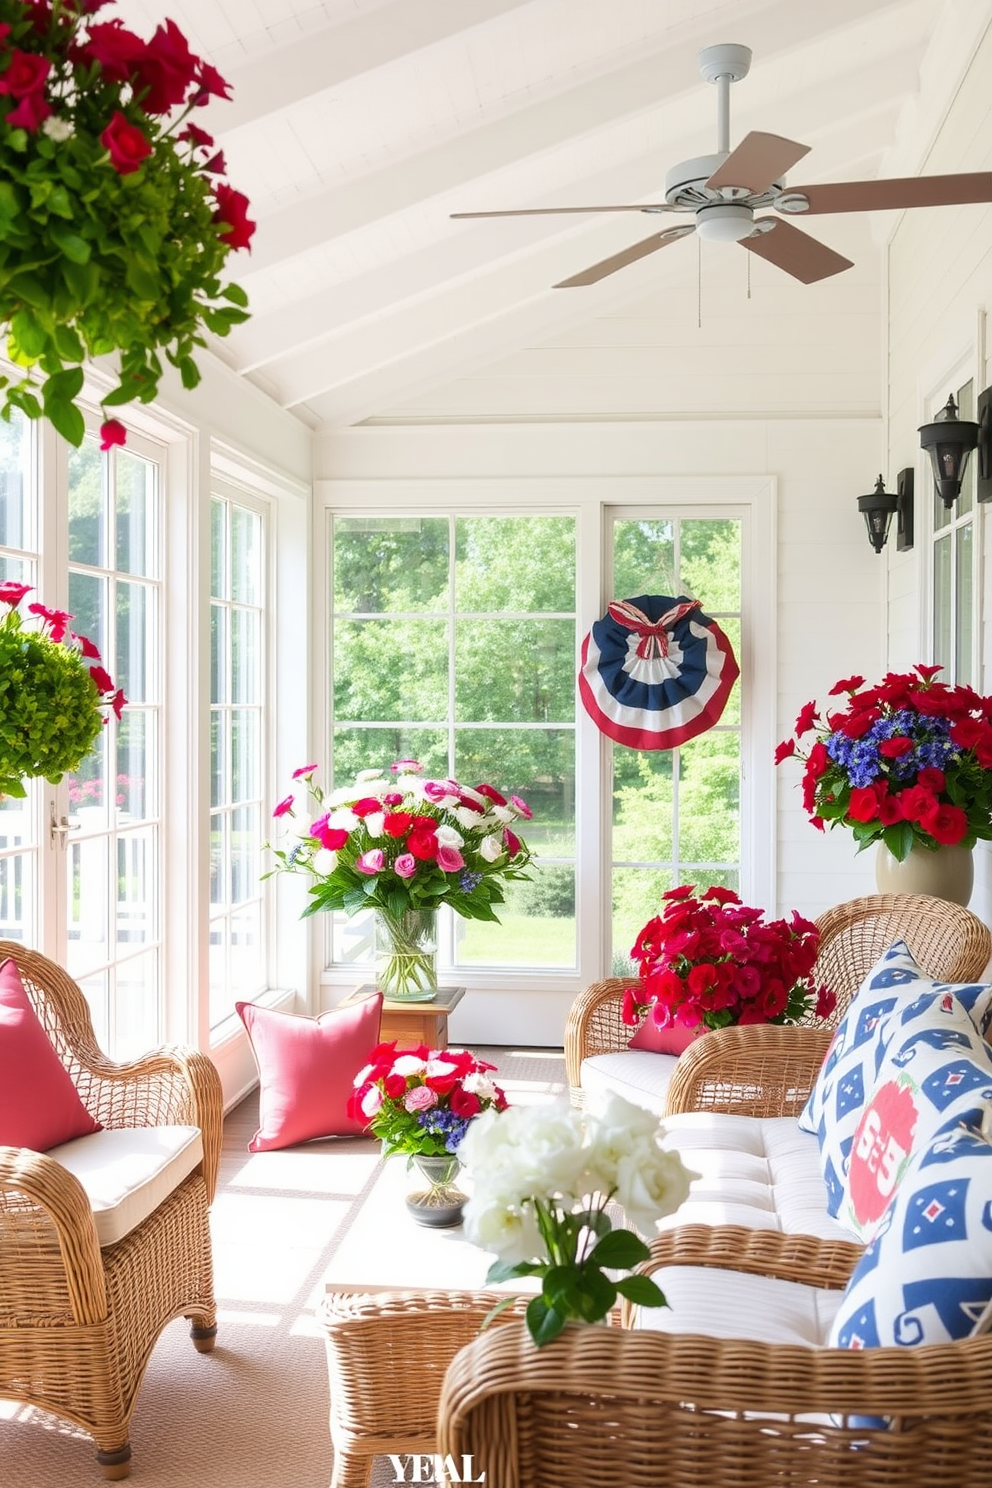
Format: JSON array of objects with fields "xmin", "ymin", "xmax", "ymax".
[
  {"xmin": 404, "ymin": 1154, "xmax": 466, "ymax": 1228},
  {"xmin": 372, "ymin": 906, "xmax": 438, "ymax": 1001},
  {"xmin": 874, "ymin": 840, "xmax": 974, "ymax": 907}
]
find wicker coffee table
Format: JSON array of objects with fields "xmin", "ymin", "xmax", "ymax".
[{"xmin": 318, "ymin": 1156, "xmax": 530, "ymax": 1488}]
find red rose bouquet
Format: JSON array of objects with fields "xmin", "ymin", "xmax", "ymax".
[
  {"xmin": 348, "ymin": 1042, "xmax": 508, "ymax": 1158},
  {"xmin": 623, "ymin": 885, "xmax": 834, "ymax": 1035},
  {"xmin": 774, "ymin": 664, "xmax": 992, "ymax": 859}
]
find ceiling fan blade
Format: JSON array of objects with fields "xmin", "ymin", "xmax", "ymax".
[
  {"xmin": 741, "ymin": 218, "xmax": 853, "ymax": 284},
  {"xmin": 706, "ymin": 131, "xmax": 810, "ymax": 195},
  {"xmin": 786, "ymin": 172, "xmax": 992, "ymax": 214},
  {"xmin": 451, "ymin": 204, "xmax": 670, "ymax": 219},
  {"xmin": 554, "ymin": 226, "xmax": 694, "ymax": 287}
]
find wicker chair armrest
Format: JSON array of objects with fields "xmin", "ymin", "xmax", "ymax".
[
  {"xmin": 0, "ymin": 1145, "xmax": 107, "ymax": 1324},
  {"xmin": 438, "ymin": 1320, "xmax": 992, "ymax": 1473},
  {"xmin": 616, "ymin": 1223, "xmax": 861, "ymax": 1326},
  {"xmin": 664, "ymin": 1022, "xmax": 832, "ymax": 1116},
  {"xmin": 77, "ymin": 1046, "xmax": 223, "ymax": 1203},
  {"xmin": 563, "ymin": 978, "xmax": 634, "ymax": 1100}
]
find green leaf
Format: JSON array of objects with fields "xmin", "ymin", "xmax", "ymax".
[
  {"xmin": 49, "ymin": 222, "xmax": 91, "ymax": 264},
  {"xmin": 0, "ymin": 181, "xmax": 20, "ymax": 229},
  {"xmin": 53, "ymin": 323, "xmax": 85, "ymax": 363},
  {"xmin": 124, "ymin": 256, "xmax": 161, "ymax": 301},
  {"xmin": 45, "ymin": 367, "xmax": 85, "ymax": 401},
  {"xmin": 221, "ymin": 282, "xmax": 250, "ymax": 307},
  {"xmin": 525, "ymin": 1295, "xmax": 566, "ymax": 1348},
  {"xmin": 42, "ymin": 395, "xmax": 85, "ymax": 447},
  {"xmin": 9, "ymin": 308, "xmax": 48, "ymax": 360},
  {"xmin": 62, "ymin": 258, "xmax": 99, "ymax": 305},
  {"xmin": 485, "ymin": 1258, "xmax": 542, "ymax": 1284},
  {"xmin": 574, "ymin": 1266, "xmax": 617, "ymax": 1320},
  {"xmin": 614, "ymin": 1275, "xmax": 669, "ymax": 1308},
  {"xmin": 179, "ymin": 356, "xmax": 201, "ymax": 391},
  {"xmin": 9, "ymin": 274, "xmax": 51, "ymax": 311},
  {"xmin": 587, "ymin": 1229, "xmax": 650, "ymax": 1269}
]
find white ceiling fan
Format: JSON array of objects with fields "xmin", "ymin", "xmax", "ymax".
[{"xmin": 452, "ymin": 43, "xmax": 992, "ymax": 287}]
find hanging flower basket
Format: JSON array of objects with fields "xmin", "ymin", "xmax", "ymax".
[
  {"xmin": 0, "ymin": 0, "xmax": 254, "ymax": 449},
  {"xmin": 0, "ymin": 579, "xmax": 124, "ymax": 797}
]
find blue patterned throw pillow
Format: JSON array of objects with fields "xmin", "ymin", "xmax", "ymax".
[
  {"xmin": 840, "ymin": 992, "xmax": 992, "ymax": 1242},
  {"xmin": 798, "ymin": 940, "xmax": 992, "ymax": 1221},
  {"xmin": 829, "ymin": 1118, "xmax": 992, "ymax": 1430}
]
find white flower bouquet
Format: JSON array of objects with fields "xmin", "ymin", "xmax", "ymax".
[{"xmin": 459, "ymin": 1094, "xmax": 696, "ymax": 1345}]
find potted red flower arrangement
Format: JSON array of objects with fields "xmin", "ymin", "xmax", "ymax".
[
  {"xmin": 349, "ymin": 1042, "xmax": 508, "ymax": 1226},
  {"xmin": 623, "ymin": 885, "xmax": 833, "ymax": 1049},
  {"xmin": 774, "ymin": 664, "xmax": 992, "ymax": 860}
]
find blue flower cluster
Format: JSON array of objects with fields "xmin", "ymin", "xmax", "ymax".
[
  {"xmin": 825, "ymin": 710, "xmax": 958, "ymax": 789},
  {"xmin": 459, "ymin": 870, "xmax": 483, "ymax": 893},
  {"xmin": 416, "ymin": 1106, "xmax": 471, "ymax": 1153}
]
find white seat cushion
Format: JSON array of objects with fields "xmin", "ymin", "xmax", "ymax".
[
  {"xmin": 634, "ymin": 1263, "xmax": 844, "ymax": 1347},
  {"xmin": 47, "ymin": 1126, "xmax": 203, "ymax": 1247},
  {"xmin": 580, "ymin": 1051, "xmax": 679, "ymax": 1116},
  {"xmin": 656, "ymin": 1112, "xmax": 858, "ymax": 1242}
]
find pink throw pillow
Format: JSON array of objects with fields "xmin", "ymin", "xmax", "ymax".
[
  {"xmin": 629, "ymin": 1016, "xmax": 706, "ymax": 1055},
  {"xmin": 0, "ymin": 956, "xmax": 101, "ymax": 1150},
  {"xmin": 236, "ymin": 993, "xmax": 383, "ymax": 1152}
]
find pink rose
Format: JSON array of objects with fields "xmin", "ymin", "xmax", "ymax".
[
  {"xmin": 509, "ymin": 795, "xmax": 532, "ymax": 819},
  {"xmin": 272, "ymin": 796, "xmax": 294, "ymax": 818},
  {"xmin": 403, "ymin": 1085, "xmax": 437, "ymax": 1112},
  {"xmin": 394, "ymin": 854, "xmax": 417, "ymax": 879},
  {"xmin": 437, "ymin": 844, "xmax": 465, "ymax": 871},
  {"xmin": 360, "ymin": 1086, "xmax": 383, "ymax": 1117},
  {"xmin": 356, "ymin": 849, "xmax": 384, "ymax": 875},
  {"xmin": 292, "ymin": 763, "xmax": 317, "ymax": 778}
]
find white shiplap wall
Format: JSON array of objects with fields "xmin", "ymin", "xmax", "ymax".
[{"xmin": 885, "ymin": 19, "xmax": 992, "ymax": 927}]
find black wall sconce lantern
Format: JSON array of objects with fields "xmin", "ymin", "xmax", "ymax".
[
  {"xmin": 918, "ymin": 394, "xmax": 981, "ymax": 507},
  {"xmin": 976, "ymin": 384, "xmax": 992, "ymax": 503},
  {"xmin": 858, "ymin": 471, "xmax": 913, "ymax": 555}
]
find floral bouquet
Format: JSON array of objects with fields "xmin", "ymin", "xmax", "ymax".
[
  {"xmin": 0, "ymin": 579, "xmax": 124, "ymax": 797},
  {"xmin": 348, "ymin": 1041, "xmax": 508, "ymax": 1159},
  {"xmin": 622, "ymin": 884, "xmax": 833, "ymax": 1037},
  {"xmin": 0, "ymin": 0, "xmax": 253, "ymax": 447},
  {"xmin": 459, "ymin": 1094, "xmax": 696, "ymax": 1345},
  {"xmin": 774, "ymin": 664, "xmax": 992, "ymax": 860},
  {"xmin": 266, "ymin": 759, "xmax": 534, "ymax": 997}
]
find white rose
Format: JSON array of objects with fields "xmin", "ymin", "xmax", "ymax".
[
  {"xmin": 329, "ymin": 808, "xmax": 358, "ymax": 830},
  {"xmin": 364, "ymin": 812, "xmax": 385, "ymax": 838},
  {"xmin": 459, "ymin": 785, "xmax": 488, "ymax": 809},
  {"xmin": 311, "ymin": 848, "xmax": 338, "ymax": 875},
  {"xmin": 356, "ymin": 769, "xmax": 385, "ymax": 783},
  {"xmin": 612, "ymin": 1146, "xmax": 697, "ymax": 1236},
  {"xmin": 391, "ymin": 1054, "xmax": 427, "ymax": 1077},
  {"xmin": 489, "ymin": 804, "xmax": 514, "ymax": 824},
  {"xmin": 478, "ymin": 834, "xmax": 504, "ymax": 863},
  {"xmin": 466, "ymin": 1102, "xmax": 588, "ymax": 1202},
  {"xmin": 435, "ymin": 824, "xmax": 465, "ymax": 848},
  {"xmin": 454, "ymin": 806, "xmax": 485, "ymax": 829},
  {"xmin": 462, "ymin": 1194, "xmax": 543, "ymax": 1264},
  {"xmin": 329, "ymin": 787, "xmax": 361, "ymax": 807},
  {"xmin": 425, "ymin": 1058, "xmax": 458, "ymax": 1080},
  {"xmin": 584, "ymin": 1093, "xmax": 665, "ymax": 1191},
  {"xmin": 462, "ymin": 1071, "xmax": 496, "ymax": 1100}
]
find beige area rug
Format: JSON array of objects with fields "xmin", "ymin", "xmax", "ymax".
[{"xmin": 0, "ymin": 1046, "xmax": 566, "ymax": 1488}]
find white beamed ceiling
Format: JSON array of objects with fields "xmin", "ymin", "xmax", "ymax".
[{"xmin": 125, "ymin": 0, "xmax": 980, "ymax": 429}]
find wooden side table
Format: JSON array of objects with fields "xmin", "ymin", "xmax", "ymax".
[{"xmin": 339, "ymin": 984, "xmax": 465, "ymax": 1049}]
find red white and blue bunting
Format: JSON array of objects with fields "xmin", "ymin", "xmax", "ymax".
[{"xmin": 578, "ymin": 594, "xmax": 739, "ymax": 750}]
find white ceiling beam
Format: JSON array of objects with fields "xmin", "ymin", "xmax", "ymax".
[
  {"xmin": 215, "ymin": 0, "xmax": 535, "ymax": 132},
  {"xmin": 242, "ymin": 0, "xmax": 910, "ymax": 272}
]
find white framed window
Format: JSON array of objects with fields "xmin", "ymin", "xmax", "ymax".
[
  {"xmin": 315, "ymin": 476, "xmax": 772, "ymax": 1027},
  {"xmin": 208, "ymin": 483, "xmax": 268, "ymax": 1029}
]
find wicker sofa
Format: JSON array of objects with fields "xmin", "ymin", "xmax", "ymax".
[{"xmin": 565, "ymin": 893, "xmax": 992, "ymax": 1113}]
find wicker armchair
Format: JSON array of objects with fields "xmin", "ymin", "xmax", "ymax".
[
  {"xmin": 0, "ymin": 942, "xmax": 222, "ymax": 1479},
  {"xmin": 564, "ymin": 892, "xmax": 992, "ymax": 1106},
  {"xmin": 438, "ymin": 1225, "xmax": 992, "ymax": 1487}
]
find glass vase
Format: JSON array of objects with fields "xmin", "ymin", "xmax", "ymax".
[
  {"xmin": 404, "ymin": 1153, "xmax": 466, "ymax": 1228},
  {"xmin": 373, "ymin": 906, "xmax": 438, "ymax": 1001}
]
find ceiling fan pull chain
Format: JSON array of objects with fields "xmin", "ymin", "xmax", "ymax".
[
  {"xmin": 747, "ymin": 249, "xmax": 751, "ymax": 300},
  {"xmin": 697, "ymin": 234, "xmax": 702, "ymax": 329}
]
